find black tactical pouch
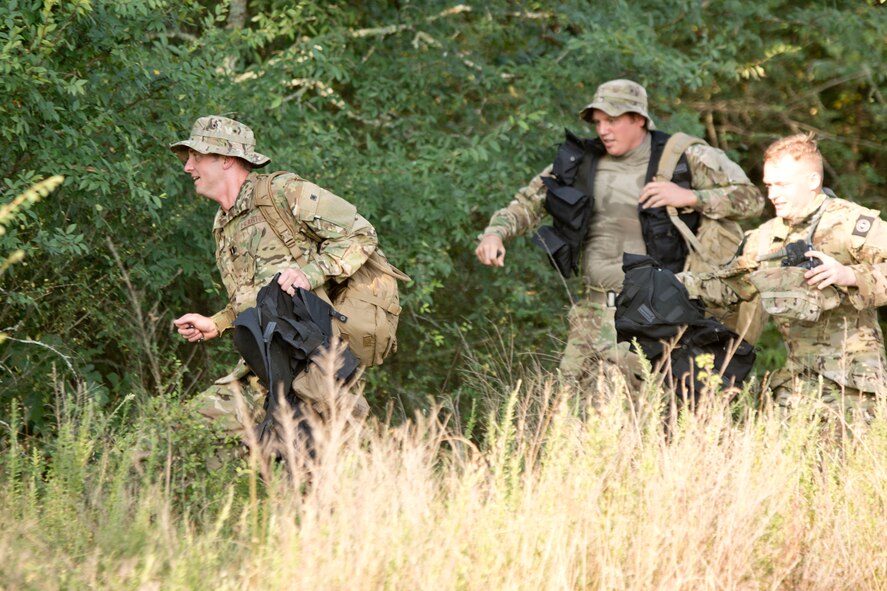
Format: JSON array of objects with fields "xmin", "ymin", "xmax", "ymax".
[
  {"xmin": 551, "ymin": 129, "xmax": 586, "ymax": 185},
  {"xmin": 532, "ymin": 225, "xmax": 572, "ymax": 278},
  {"xmin": 639, "ymin": 208, "xmax": 698, "ymax": 273},
  {"xmin": 543, "ymin": 178, "xmax": 589, "ymax": 231},
  {"xmin": 533, "ymin": 176, "xmax": 594, "ymax": 278}
]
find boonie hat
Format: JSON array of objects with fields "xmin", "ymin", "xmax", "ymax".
[
  {"xmin": 170, "ymin": 116, "xmax": 270, "ymax": 167},
  {"xmin": 579, "ymin": 79, "xmax": 656, "ymax": 130},
  {"xmin": 748, "ymin": 266, "xmax": 842, "ymax": 323}
]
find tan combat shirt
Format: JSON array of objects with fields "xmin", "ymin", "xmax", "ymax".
[{"xmin": 583, "ymin": 134, "xmax": 650, "ymax": 289}]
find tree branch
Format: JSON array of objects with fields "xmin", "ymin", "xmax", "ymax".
[
  {"xmin": 227, "ymin": 0, "xmax": 247, "ymax": 30},
  {"xmin": 350, "ymin": 4, "xmax": 473, "ymax": 38}
]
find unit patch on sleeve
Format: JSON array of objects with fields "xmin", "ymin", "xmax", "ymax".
[{"xmin": 852, "ymin": 215, "xmax": 874, "ymax": 238}]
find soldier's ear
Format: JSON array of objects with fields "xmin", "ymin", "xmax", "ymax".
[
  {"xmin": 807, "ymin": 171, "xmax": 822, "ymax": 191},
  {"xmin": 221, "ymin": 156, "xmax": 235, "ymax": 170}
]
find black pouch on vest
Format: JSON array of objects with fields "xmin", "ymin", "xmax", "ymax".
[
  {"xmin": 534, "ymin": 176, "xmax": 593, "ymax": 278},
  {"xmin": 543, "ymin": 178, "xmax": 588, "ymax": 231},
  {"xmin": 532, "ymin": 225, "xmax": 572, "ymax": 278},
  {"xmin": 552, "ymin": 129, "xmax": 586, "ymax": 185},
  {"xmin": 639, "ymin": 208, "xmax": 698, "ymax": 274}
]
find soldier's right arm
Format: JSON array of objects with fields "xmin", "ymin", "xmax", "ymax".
[
  {"xmin": 210, "ymin": 307, "xmax": 237, "ymax": 335},
  {"xmin": 476, "ymin": 165, "xmax": 551, "ymax": 266}
]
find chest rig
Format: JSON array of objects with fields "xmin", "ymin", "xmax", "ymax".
[{"xmin": 532, "ymin": 129, "xmax": 699, "ymax": 277}]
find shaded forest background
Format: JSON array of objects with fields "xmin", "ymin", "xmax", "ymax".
[{"xmin": 2, "ymin": 0, "xmax": 885, "ymax": 433}]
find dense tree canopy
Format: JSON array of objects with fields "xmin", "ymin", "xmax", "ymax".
[{"xmin": 2, "ymin": 0, "xmax": 885, "ymax": 431}]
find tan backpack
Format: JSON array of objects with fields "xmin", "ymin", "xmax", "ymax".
[
  {"xmin": 254, "ymin": 172, "xmax": 410, "ymax": 367},
  {"xmin": 655, "ymin": 133, "xmax": 764, "ymax": 343}
]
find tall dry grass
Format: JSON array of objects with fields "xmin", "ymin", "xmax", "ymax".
[{"xmin": 1, "ymin": 354, "xmax": 886, "ymax": 590}]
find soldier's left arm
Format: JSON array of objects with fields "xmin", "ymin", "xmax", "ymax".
[
  {"xmin": 288, "ymin": 181, "xmax": 378, "ymax": 289},
  {"xmin": 679, "ymin": 227, "xmax": 762, "ymax": 306},
  {"xmin": 841, "ymin": 212, "xmax": 887, "ymax": 309},
  {"xmin": 685, "ymin": 144, "xmax": 765, "ymax": 221}
]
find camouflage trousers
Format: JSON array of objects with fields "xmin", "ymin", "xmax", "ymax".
[
  {"xmin": 189, "ymin": 359, "xmax": 267, "ymax": 437},
  {"xmin": 190, "ymin": 358, "xmax": 369, "ymax": 439},
  {"xmin": 558, "ymin": 291, "xmax": 644, "ymax": 399},
  {"xmin": 769, "ymin": 369, "xmax": 879, "ymax": 424}
]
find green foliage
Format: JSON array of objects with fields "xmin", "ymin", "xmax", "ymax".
[
  {"xmin": 1, "ymin": 0, "xmax": 884, "ymax": 434},
  {"xmin": 0, "ymin": 381, "xmax": 259, "ymax": 588},
  {"xmin": 0, "ymin": 175, "xmax": 64, "ymax": 290}
]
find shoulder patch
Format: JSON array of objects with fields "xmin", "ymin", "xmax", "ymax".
[
  {"xmin": 293, "ymin": 182, "xmax": 356, "ymax": 229},
  {"xmin": 853, "ymin": 215, "xmax": 875, "ymax": 238}
]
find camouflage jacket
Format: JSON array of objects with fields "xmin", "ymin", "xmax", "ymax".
[
  {"xmin": 682, "ymin": 193, "xmax": 887, "ymax": 393},
  {"xmin": 480, "ymin": 133, "xmax": 763, "ymax": 284},
  {"xmin": 210, "ymin": 172, "xmax": 377, "ymax": 333}
]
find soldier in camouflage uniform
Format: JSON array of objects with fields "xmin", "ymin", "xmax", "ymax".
[
  {"xmin": 171, "ymin": 116, "xmax": 375, "ymax": 438},
  {"xmin": 475, "ymin": 80, "xmax": 764, "ymax": 389},
  {"xmin": 681, "ymin": 133, "xmax": 887, "ymax": 418}
]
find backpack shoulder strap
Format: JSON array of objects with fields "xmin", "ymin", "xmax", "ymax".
[
  {"xmin": 653, "ymin": 132, "xmax": 707, "ymax": 183},
  {"xmin": 254, "ymin": 171, "xmax": 310, "ymax": 266},
  {"xmin": 655, "ymin": 133, "xmax": 708, "ymax": 258}
]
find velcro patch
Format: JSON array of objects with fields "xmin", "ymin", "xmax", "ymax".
[
  {"xmin": 240, "ymin": 212, "xmax": 264, "ymax": 229},
  {"xmin": 853, "ymin": 215, "xmax": 875, "ymax": 238},
  {"xmin": 637, "ymin": 303, "xmax": 656, "ymax": 324}
]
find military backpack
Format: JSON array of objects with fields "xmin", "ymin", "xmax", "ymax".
[
  {"xmin": 254, "ymin": 172, "xmax": 410, "ymax": 367},
  {"xmin": 652, "ymin": 133, "xmax": 745, "ymax": 274}
]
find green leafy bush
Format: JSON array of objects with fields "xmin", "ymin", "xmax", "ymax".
[{"xmin": 1, "ymin": 0, "xmax": 884, "ymax": 434}]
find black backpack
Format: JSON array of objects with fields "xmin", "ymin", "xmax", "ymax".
[
  {"xmin": 232, "ymin": 275, "xmax": 360, "ymax": 450},
  {"xmin": 614, "ymin": 253, "xmax": 756, "ymax": 399}
]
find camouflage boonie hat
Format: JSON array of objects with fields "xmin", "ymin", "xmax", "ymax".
[
  {"xmin": 170, "ymin": 116, "xmax": 270, "ymax": 168},
  {"xmin": 579, "ymin": 79, "xmax": 656, "ymax": 130},
  {"xmin": 748, "ymin": 267, "xmax": 842, "ymax": 323}
]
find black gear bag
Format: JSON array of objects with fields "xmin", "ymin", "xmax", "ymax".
[
  {"xmin": 232, "ymin": 275, "xmax": 360, "ymax": 449},
  {"xmin": 614, "ymin": 253, "xmax": 756, "ymax": 400}
]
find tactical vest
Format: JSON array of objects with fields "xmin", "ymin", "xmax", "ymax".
[{"xmin": 533, "ymin": 129, "xmax": 700, "ymax": 277}]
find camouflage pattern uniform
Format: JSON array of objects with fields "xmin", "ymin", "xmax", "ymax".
[
  {"xmin": 480, "ymin": 82, "xmax": 763, "ymax": 383},
  {"xmin": 171, "ymin": 117, "xmax": 376, "ymax": 435},
  {"xmin": 208, "ymin": 172, "xmax": 377, "ymax": 334},
  {"xmin": 681, "ymin": 192, "xmax": 887, "ymax": 416}
]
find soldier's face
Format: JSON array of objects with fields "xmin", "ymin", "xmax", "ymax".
[
  {"xmin": 184, "ymin": 150, "xmax": 226, "ymax": 201},
  {"xmin": 763, "ymin": 155, "xmax": 821, "ymax": 221},
  {"xmin": 591, "ymin": 111, "xmax": 647, "ymax": 156}
]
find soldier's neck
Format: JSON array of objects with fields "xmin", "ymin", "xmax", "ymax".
[{"xmin": 219, "ymin": 171, "xmax": 252, "ymax": 212}]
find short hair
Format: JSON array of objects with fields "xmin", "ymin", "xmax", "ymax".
[
  {"xmin": 231, "ymin": 156, "xmax": 255, "ymax": 172},
  {"xmin": 191, "ymin": 149, "xmax": 253, "ymax": 172},
  {"xmin": 763, "ymin": 132, "xmax": 824, "ymax": 175}
]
